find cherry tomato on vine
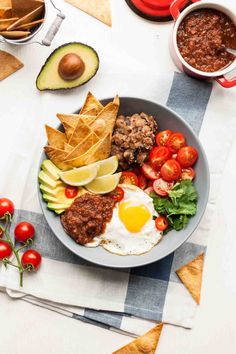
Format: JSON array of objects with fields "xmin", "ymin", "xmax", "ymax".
[
  {"xmin": 180, "ymin": 167, "xmax": 196, "ymax": 181},
  {"xmin": 167, "ymin": 133, "xmax": 186, "ymax": 153},
  {"xmin": 141, "ymin": 163, "xmax": 160, "ymax": 180},
  {"xmin": 0, "ymin": 198, "xmax": 14, "ymax": 218},
  {"xmin": 65, "ymin": 186, "xmax": 79, "ymax": 199},
  {"xmin": 149, "ymin": 146, "xmax": 172, "ymax": 170},
  {"xmin": 155, "ymin": 216, "xmax": 169, "ymax": 231},
  {"xmin": 108, "ymin": 187, "xmax": 124, "ymax": 202},
  {"xmin": 153, "ymin": 178, "xmax": 174, "ymax": 197},
  {"xmin": 177, "ymin": 146, "xmax": 198, "ymax": 168},
  {"xmin": 138, "ymin": 175, "xmax": 147, "ymax": 190},
  {"xmin": 21, "ymin": 250, "xmax": 42, "ymax": 271},
  {"xmin": 14, "ymin": 222, "xmax": 35, "ymax": 243},
  {"xmin": 160, "ymin": 159, "xmax": 182, "ymax": 181},
  {"xmin": 156, "ymin": 130, "xmax": 173, "ymax": 146},
  {"xmin": 120, "ymin": 172, "xmax": 138, "ymax": 186},
  {"xmin": 0, "ymin": 241, "xmax": 12, "ymax": 260}
]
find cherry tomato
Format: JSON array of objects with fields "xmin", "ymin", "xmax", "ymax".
[
  {"xmin": 147, "ymin": 180, "xmax": 154, "ymax": 187},
  {"xmin": 160, "ymin": 159, "xmax": 182, "ymax": 182},
  {"xmin": 14, "ymin": 222, "xmax": 35, "ymax": 243},
  {"xmin": 21, "ymin": 250, "xmax": 42, "ymax": 271},
  {"xmin": 155, "ymin": 216, "xmax": 168, "ymax": 231},
  {"xmin": 153, "ymin": 178, "xmax": 174, "ymax": 197},
  {"xmin": 180, "ymin": 167, "xmax": 196, "ymax": 181},
  {"xmin": 120, "ymin": 172, "xmax": 138, "ymax": 186},
  {"xmin": 65, "ymin": 186, "xmax": 78, "ymax": 199},
  {"xmin": 0, "ymin": 228, "xmax": 3, "ymax": 238},
  {"xmin": 0, "ymin": 198, "xmax": 14, "ymax": 218},
  {"xmin": 0, "ymin": 241, "xmax": 12, "ymax": 260},
  {"xmin": 131, "ymin": 166, "xmax": 142, "ymax": 175},
  {"xmin": 144, "ymin": 187, "xmax": 154, "ymax": 195},
  {"xmin": 149, "ymin": 146, "xmax": 172, "ymax": 170},
  {"xmin": 108, "ymin": 187, "xmax": 124, "ymax": 202},
  {"xmin": 156, "ymin": 130, "xmax": 173, "ymax": 146},
  {"xmin": 138, "ymin": 175, "xmax": 147, "ymax": 190},
  {"xmin": 177, "ymin": 146, "xmax": 198, "ymax": 168},
  {"xmin": 141, "ymin": 163, "xmax": 161, "ymax": 180},
  {"xmin": 167, "ymin": 133, "xmax": 186, "ymax": 153}
]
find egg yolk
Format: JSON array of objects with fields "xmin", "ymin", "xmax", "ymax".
[{"xmin": 118, "ymin": 202, "xmax": 151, "ymax": 233}]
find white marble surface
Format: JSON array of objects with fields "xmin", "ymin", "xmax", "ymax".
[{"xmin": 0, "ymin": 0, "xmax": 236, "ymax": 353}]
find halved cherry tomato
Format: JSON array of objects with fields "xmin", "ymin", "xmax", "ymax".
[
  {"xmin": 153, "ymin": 178, "xmax": 174, "ymax": 196},
  {"xmin": 0, "ymin": 198, "xmax": 14, "ymax": 218},
  {"xmin": 160, "ymin": 159, "xmax": 182, "ymax": 181},
  {"xmin": 21, "ymin": 250, "xmax": 42, "ymax": 271},
  {"xmin": 65, "ymin": 186, "xmax": 78, "ymax": 199},
  {"xmin": 147, "ymin": 180, "xmax": 154, "ymax": 187},
  {"xmin": 0, "ymin": 228, "xmax": 3, "ymax": 238},
  {"xmin": 141, "ymin": 163, "xmax": 161, "ymax": 180},
  {"xmin": 0, "ymin": 240, "xmax": 12, "ymax": 260},
  {"xmin": 14, "ymin": 222, "xmax": 35, "ymax": 243},
  {"xmin": 108, "ymin": 187, "xmax": 124, "ymax": 202},
  {"xmin": 177, "ymin": 146, "xmax": 198, "ymax": 168},
  {"xmin": 138, "ymin": 175, "xmax": 147, "ymax": 190},
  {"xmin": 144, "ymin": 187, "xmax": 154, "ymax": 195},
  {"xmin": 149, "ymin": 146, "xmax": 172, "ymax": 170},
  {"xmin": 155, "ymin": 216, "xmax": 169, "ymax": 231},
  {"xmin": 180, "ymin": 167, "xmax": 196, "ymax": 181},
  {"xmin": 167, "ymin": 133, "xmax": 186, "ymax": 153},
  {"xmin": 156, "ymin": 130, "xmax": 173, "ymax": 146},
  {"xmin": 120, "ymin": 172, "xmax": 138, "ymax": 186}
]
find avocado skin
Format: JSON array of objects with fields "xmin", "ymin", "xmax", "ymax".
[{"xmin": 36, "ymin": 42, "xmax": 100, "ymax": 91}]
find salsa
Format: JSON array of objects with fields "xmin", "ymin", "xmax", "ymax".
[{"xmin": 177, "ymin": 9, "xmax": 236, "ymax": 72}]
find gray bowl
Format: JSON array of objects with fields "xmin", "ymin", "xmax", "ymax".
[{"xmin": 38, "ymin": 97, "xmax": 210, "ymax": 268}]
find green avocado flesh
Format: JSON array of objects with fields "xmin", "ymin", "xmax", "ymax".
[{"xmin": 36, "ymin": 42, "xmax": 99, "ymax": 91}]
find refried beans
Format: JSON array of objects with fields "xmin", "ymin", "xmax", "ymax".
[
  {"xmin": 61, "ymin": 194, "xmax": 115, "ymax": 245},
  {"xmin": 177, "ymin": 9, "xmax": 236, "ymax": 72}
]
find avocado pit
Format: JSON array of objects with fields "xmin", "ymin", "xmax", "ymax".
[{"xmin": 58, "ymin": 53, "xmax": 85, "ymax": 81}]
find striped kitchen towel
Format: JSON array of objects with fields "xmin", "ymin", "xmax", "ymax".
[{"xmin": 1, "ymin": 70, "xmax": 236, "ymax": 337}]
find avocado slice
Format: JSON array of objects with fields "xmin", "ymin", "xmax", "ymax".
[
  {"xmin": 40, "ymin": 184, "xmax": 65, "ymax": 197},
  {"xmin": 36, "ymin": 42, "xmax": 99, "ymax": 91},
  {"xmin": 47, "ymin": 202, "xmax": 70, "ymax": 211},
  {"xmin": 38, "ymin": 171, "xmax": 62, "ymax": 189},
  {"xmin": 54, "ymin": 209, "xmax": 65, "ymax": 215},
  {"xmin": 41, "ymin": 160, "xmax": 61, "ymax": 180}
]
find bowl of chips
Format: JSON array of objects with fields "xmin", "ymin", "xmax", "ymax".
[{"xmin": 0, "ymin": 0, "xmax": 65, "ymax": 46}]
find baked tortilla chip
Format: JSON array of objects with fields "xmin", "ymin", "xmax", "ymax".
[
  {"xmin": 57, "ymin": 113, "xmax": 80, "ymax": 129},
  {"xmin": 0, "ymin": 0, "xmax": 11, "ymax": 6},
  {"xmin": 12, "ymin": 0, "xmax": 44, "ymax": 18},
  {"xmin": 90, "ymin": 118, "xmax": 106, "ymax": 138},
  {"xmin": 0, "ymin": 18, "xmax": 19, "ymax": 31},
  {"xmin": 96, "ymin": 99, "xmax": 119, "ymax": 135},
  {"xmin": 0, "ymin": 8, "xmax": 12, "ymax": 19},
  {"xmin": 82, "ymin": 108, "xmax": 97, "ymax": 116},
  {"xmin": 176, "ymin": 253, "xmax": 204, "ymax": 304},
  {"xmin": 68, "ymin": 119, "xmax": 91, "ymax": 146},
  {"xmin": 0, "ymin": 50, "xmax": 23, "ymax": 81},
  {"xmin": 61, "ymin": 121, "xmax": 75, "ymax": 141},
  {"xmin": 64, "ymin": 143, "xmax": 74, "ymax": 152},
  {"xmin": 85, "ymin": 133, "xmax": 111, "ymax": 164},
  {"xmin": 64, "ymin": 132, "xmax": 99, "ymax": 160},
  {"xmin": 44, "ymin": 146, "xmax": 68, "ymax": 168},
  {"xmin": 112, "ymin": 324, "xmax": 163, "ymax": 354},
  {"xmin": 15, "ymin": 18, "xmax": 44, "ymax": 30},
  {"xmin": 80, "ymin": 91, "xmax": 103, "ymax": 114},
  {"xmin": 65, "ymin": 0, "xmax": 112, "ymax": 27},
  {"xmin": 45, "ymin": 125, "xmax": 66, "ymax": 149},
  {"xmin": 7, "ymin": 5, "xmax": 44, "ymax": 30}
]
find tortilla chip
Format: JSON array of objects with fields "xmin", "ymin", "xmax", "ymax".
[
  {"xmin": 44, "ymin": 146, "xmax": 68, "ymax": 168},
  {"xmin": 12, "ymin": 0, "xmax": 44, "ymax": 18},
  {"xmin": 0, "ymin": 17, "xmax": 18, "ymax": 30},
  {"xmin": 64, "ymin": 132, "xmax": 99, "ymax": 160},
  {"xmin": 65, "ymin": 0, "xmax": 111, "ymax": 27},
  {"xmin": 68, "ymin": 119, "xmax": 91, "ymax": 146},
  {"xmin": 7, "ymin": 5, "xmax": 44, "ymax": 30},
  {"xmin": 15, "ymin": 18, "xmax": 44, "ymax": 30},
  {"xmin": 0, "ymin": 7, "xmax": 12, "ymax": 19},
  {"xmin": 85, "ymin": 133, "xmax": 111, "ymax": 164},
  {"xmin": 82, "ymin": 108, "xmax": 98, "ymax": 116},
  {"xmin": 61, "ymin": 121, "xmax": 75, "ymax": 141},
  {"xmin": 90, "ymin": 118, "xmax": 106, "ymax": 137},
  {"xmin": 45, "ymin": 125, "xmax": 66, "ymax": 149},
  {"xmin": 112, "ymin": 324, "xmax": 163, "ymax": 354},
  {"xmin": 57, "ymin": 113, "xmax": 80, "ymax": 129},
  {"xmin": 0, "ymin": 30, "xmax": 30, "ymax": 38},
  {"xmin": 176, "ymin": 253, "xmax": 204, "ymax": 304},
  {"xmin": 95, "ymin": 99, "xmax": 119, "ymax": 135},
  {"xmin": 80, "ymin": 91, "xmax": 103, "ymax": 114},
  {"xmin": 64, "ymin": 143, "xmax": 74, "ymax": 152},
  {"xmin": 113, "ymin": 94, "xmax": 120, "ymax": 106},
  {"xmin": 0, "ymin": 1, "xmax": 11, "ymax": 6},
  {"xmin": 0, "ymin": 50, "xmax": 23, "ymax": 81}
]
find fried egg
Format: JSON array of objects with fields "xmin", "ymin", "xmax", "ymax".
[{"xmin": 100, "ymin": 184, "xmax": 162, "ymax": 255}]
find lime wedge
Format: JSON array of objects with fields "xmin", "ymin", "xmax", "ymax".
[
  {"xmin": 85, "ymin": 173, "xmax": 121, "ymax": 194},
  {"xmin": 60, "ymin": 164, "xmax": 99, "ymax": 186},
  {"xmin": 97, "ymin": 156, "xmax": 118, "ymax": 177}
]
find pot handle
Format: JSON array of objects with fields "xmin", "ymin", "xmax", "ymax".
[
  {"xmin": 42, "ymin": 11, "xmax": 65, "ymax": 46},
  {"xmin": 215, "ymin": 75, "xmax": 236, "ymax": 88},
  {"xmin": 170, "ymin": 0, "xmax": 201, "ymax": 21}
]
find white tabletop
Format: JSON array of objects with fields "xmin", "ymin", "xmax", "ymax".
[{"xmin": 1, "ymin": 0, "xmax": 236, "ymax": 353}]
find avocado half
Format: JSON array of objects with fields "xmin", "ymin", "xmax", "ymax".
[{"xmin": 36, "ymin": 42, "xmax": 99, "ymax": 91}]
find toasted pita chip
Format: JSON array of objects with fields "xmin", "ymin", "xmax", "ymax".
[
  {"xmin": 95, "ymin": 99, "xmax": 119, "ymax": 135},
  {"xmin": 80, "ymin": 92, "xmax": 103, "ymax": 115},
  {"xmin": 44, "ymin": 146, "xmax": 69, "ymax": 168},
  {"xmin": 0, "ymin": 0, "xmax": 11, "ymax": 6},
  {"xmin": 64, "ymin": 132, "xmax": 99, "ymax": 161},
  {"xmin": 7, "ymin": 5, "xmax": 44, "ymax": 30},
  {"xmin": 0, "ymin": 50, "xmax": 23, "ymax": 81},
  {"xmin": 12, "ymin": 0, "xmax": 44, "ymax": 18},
  {"xmin": 15, "ymin": 18, "xmax": 44, "ymax": 30},
  {"xmin": 85, "ymin": 133, "xmax": 111, "ymax": 164},
  {"xmin": 68, "ymin": 119, "xmax": 91, "ymax": 146},
  {"xmin": 112, "ymin": 324, "xmax": 163, "ymax": 354},
  {"xmin": 45, "ymin": 125, "xmax": 67, "ymax": 149},
  {"xmin": 0, "ymin": 18, "xmax": 18, "ymax": 31},
  {"xmin": 65, "ymin": 0, "xmax": 112, "ymax": 27},
  {"xmin": 0, "ymin": 30, "xmax": 30, "ymax": 38},
  {"xmin": 176, "ymin": 253, "xmax": 204, "ymax": 304},
  {"xmin": 0, "ymin": 7, "xmax": 12, "ymax": 19}
]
